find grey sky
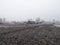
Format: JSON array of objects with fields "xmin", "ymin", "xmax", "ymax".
[{"xmin": 0, "ymin": 0, "xmax": 60, "ymax": 21}]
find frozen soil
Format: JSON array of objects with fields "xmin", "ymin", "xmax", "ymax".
[{"xmin": 0, "ymin": 25, "xmax": 60, "ymax": 45}]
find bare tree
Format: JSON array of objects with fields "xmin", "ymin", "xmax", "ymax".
[{"xmin": 35, "ymin": 17, "xmax": 40, "ymax": 23}]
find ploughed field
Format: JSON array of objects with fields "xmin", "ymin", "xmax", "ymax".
[{"xmin": 0, "ymin": 25, "xmax": 60, "ymax": 45}]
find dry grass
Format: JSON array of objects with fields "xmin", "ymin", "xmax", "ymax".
[{"xmin": 0, "ymin": 24, "xmax": 60, "ymax": 45}]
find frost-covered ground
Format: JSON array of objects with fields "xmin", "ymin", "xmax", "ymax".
[
  {"xmin": 54, "ymin": 24, "xmax": 60, "ymax": 27},
  {"xmin": 0, "ymin": 24, "xmax": 60, "ymax": 45}
]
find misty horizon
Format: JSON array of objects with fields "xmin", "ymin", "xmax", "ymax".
[{"xmin": 0, "ymin": 0, "xmax": 60, "ymax": 21}]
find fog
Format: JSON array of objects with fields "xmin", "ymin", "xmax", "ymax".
[{"xmin": 0, "ymin": 0, "xmax": 60, "ymax": 21}]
